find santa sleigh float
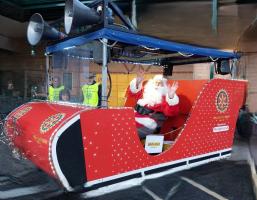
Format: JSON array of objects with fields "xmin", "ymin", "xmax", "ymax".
[{"xmin": 4, "ymin": 0, "xmax": 247, "ymax": 192}]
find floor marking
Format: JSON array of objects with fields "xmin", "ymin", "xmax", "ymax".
[
  {"xmin": 181, "ymin": 177, "xmax": 228, "ymax": 200},
  {"xmin": 247, "ymin": 146, "xmax": 257, "ymax": 198},
  {"xmin": 0, "ymin": 183, "xmax": 58, "ymax": 199},
  {"xmin": 142, "ymin": 186, "xmax": 163, "ymax": 200},
  {"xmin": 164, "ymin": 182, "xmax": 181, "ymax": 200}
]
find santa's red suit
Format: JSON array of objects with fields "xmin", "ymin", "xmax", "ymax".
[{"xmin": 128, "ymin": 76, "xmax": 179, "ymax": 138}]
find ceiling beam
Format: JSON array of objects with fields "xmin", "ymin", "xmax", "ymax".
[
  {"xmin": 0, "ymin": 0, "xmax": 25, "ymax": 21},
  {"xmin": 21, "ymin": 0, "xmax": 211, "ymax": 10}
]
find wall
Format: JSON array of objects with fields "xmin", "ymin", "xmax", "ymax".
[
  {"xmin": 1, "ymin": 1, "xmax": 257, "ymax": 110},
  {"xmin": 0, "ymin": 48, "xmax": 46, "ymax": 98},
  {"xmin": 240, "ymin": 53, "xmax": 257, "ymax": 112}
]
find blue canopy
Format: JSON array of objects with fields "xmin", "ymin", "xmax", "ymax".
[{"xmin": 46, "ymin": 28, "xmax": 239, "ymax": 59}]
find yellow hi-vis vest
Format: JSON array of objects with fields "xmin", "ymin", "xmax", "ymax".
[
  {"xmin": 48, "ymin": 85, "xmax": 65, "ymax": 101},
  {"xmin": 82, "ymin": 83, "xmax": 99, "ymax": 107}
]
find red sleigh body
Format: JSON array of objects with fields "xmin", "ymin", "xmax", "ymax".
[{"xmin": 5, "ymin": 79, "xmax": 247, "ymax": 191}]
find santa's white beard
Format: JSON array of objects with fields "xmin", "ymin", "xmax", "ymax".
[{"xmin": 137, "ymin": 80, "xmax": 168, "ymax": 107}]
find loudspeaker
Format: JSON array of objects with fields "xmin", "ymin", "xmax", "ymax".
[
  {"xmin": 216, "ymin": 60, "xmax": 231, "ymax": 75},
  {"xmin": 64, "ymin": 0, "xmax": 101, "ymax": 34},
  {"xmin": 27, "ymin": 13, "xmax": 66, "ymax": 46}
]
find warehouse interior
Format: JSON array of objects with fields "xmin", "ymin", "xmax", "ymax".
[{"xmin": 0, "ymin": 1, "xmax": 257, "ymax": 200}]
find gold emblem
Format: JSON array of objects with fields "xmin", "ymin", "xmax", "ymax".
[
  {"xmin": 40, "ymin": 113, "xmax": 65, "ymax": 134},
  {"xmin": 13, "ymin": 106, "xmax": 32, "ymax": 120},
  {"xmin": 33, "ymin": 135, "xmax": 48, "ymax": 144},
  {"xmin": 215, "ymin": 89, "xmax": 229, "ymax": 113}
]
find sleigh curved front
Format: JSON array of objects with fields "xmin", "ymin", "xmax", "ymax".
[{"xmin": 4, "ymin": 102, "xmax": 87, "ymax": 191}]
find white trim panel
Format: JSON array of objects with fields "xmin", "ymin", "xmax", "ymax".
[{"xmin": 84, "ymin": 148, "xmax": 232, "ymax": 188}]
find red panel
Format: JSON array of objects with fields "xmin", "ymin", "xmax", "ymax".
[
  {"xmin": 170, "ymin": 79, "xmax": 247, "ymax": 158},
  {"xmin": 175, "ymin": 80, "xmax": 208, "ymax": 114},
  {"xmin": 81, "ymin": 79, "xmax": 247, "ymax": 181}
]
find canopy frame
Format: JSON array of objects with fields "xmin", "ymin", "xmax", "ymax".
[{"xmin": 46, "ymin": 27, "xmax": 240, "ymax": 108}]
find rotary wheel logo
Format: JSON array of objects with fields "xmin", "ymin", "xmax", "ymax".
[
  {"xmin": 215, "ymin": 89, "xmax": 229, "ymax": 113},
  {"xmin": 40, "ymin": 113, "xmax": 65, "ymax": 134}
]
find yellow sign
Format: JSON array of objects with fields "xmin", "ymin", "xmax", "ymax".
[
  {"xmin": 145, "ymin": 135, "xmax": 164, "ymax": 154},
  {"xmin": 148, "ymin": 142, "xmax": 161, "ymax": 147}
]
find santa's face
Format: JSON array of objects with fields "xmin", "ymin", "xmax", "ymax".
[
  {"xmin": 153, "ymin": 79, "xmax": 164, "ymax": 90},
  {"xmin": 139, "ymin": 79, "xmax": 167, "ymax": 106}
]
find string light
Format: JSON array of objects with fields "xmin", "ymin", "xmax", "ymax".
[
  {"xmin": 178, "ymin": 52, "xmax": 194, "ymax": 57},
  {"xmin": 0, "ymin": 120, "xmax": 25, "ymax": 160},
  {"xmin": 209, "ymin": 56, "xmax": 219, "ymax": 62}
]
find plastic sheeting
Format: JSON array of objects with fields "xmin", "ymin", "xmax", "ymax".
[{"xmin": 46, "ymin": 28, "xmax": 239, "ymax": 59}]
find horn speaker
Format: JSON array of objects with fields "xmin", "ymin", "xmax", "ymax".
[
  {"xmin": 64, "ymin": 0, "xmax": 101, "ymax": 34},
  {"xmin": 27, "ymin": 13, "xmax": 66, "ymax": 46}
]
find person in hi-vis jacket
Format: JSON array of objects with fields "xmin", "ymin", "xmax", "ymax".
[{"xmin": 81, "ymin": 72, "xmax": 102, "ymax": 107}]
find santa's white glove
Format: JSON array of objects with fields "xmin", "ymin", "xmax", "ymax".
[
  {"xmin": 136, "ymin": 68, "xmax": 144, "ymax": 89},
  {"xmin": 167, "ymin": 81, "xmax": 178, "ymax": 99}
]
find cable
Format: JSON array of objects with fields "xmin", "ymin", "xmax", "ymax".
[
  {"xmin": 209, "ymin": 56, "xmax": 219, "ymax": 62},
  {"xmin": 162, "ymin": 126, "xmax": 184, "ymax": 136},
  {"xmin": 99, "ymin": 39, "xmax": 118, "ymax": 48},
  {"xmin": 107, "ymin": 67, "xmax": 112, "ymax": 100},
  {"xmin": 113, "ymin": 23, "xmax": 129, "ymax": 30},
  {"xmin": 141, "ymin": 45, "xmax": 160, "ymax": 51},
  {"xmin": 178, "ymin": 52, "xmax": 194, "ymax": 57}
]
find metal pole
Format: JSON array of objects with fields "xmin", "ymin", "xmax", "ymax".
[
  {"xmin": 211, "ymin": 0, "xmax": 218, "ymax": 34},
  {"xmin": 231, "ymin": 59, "xmax": 238, "ymax": 79},
  {"xmin": 101, "ymin": 38, "xmax": 108, "ymax": 108},
  {"xmin": 132, "ymin": 0, "xmax": 137, "ymax": 28},
  {"xmin": 210, "ymin": 62, "xmax": 215, "ymax": 79},
  {"xmin": 46, "ymin": 55, "xmax": 50, "ymax": 98}
]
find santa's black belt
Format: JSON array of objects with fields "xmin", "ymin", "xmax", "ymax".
[{"xmin": 134, "ymin": 104, "xmax": 154, "ymax": 115}]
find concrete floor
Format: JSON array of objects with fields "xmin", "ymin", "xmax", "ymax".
[{"xmin": 0, "ymin": 133, "xmax": 256, "ymax": 200}]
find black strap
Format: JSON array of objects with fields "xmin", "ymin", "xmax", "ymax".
[{"xmin": 134, "ymin": 104, "xmax": 154, "ymax": 115}]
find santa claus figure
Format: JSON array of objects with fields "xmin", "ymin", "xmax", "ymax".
[{"xmin": 128, "ymin": 70, "xmax": 179, "ymax": 139}]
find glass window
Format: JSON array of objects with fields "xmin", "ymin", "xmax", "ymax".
[
  {"xmin": 49, "ymin": 41, "xmax": 103, "ymax": 105},
  {"xmin": 63, "ymin": 73, "xmax": 72, "ymax": 90}
]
